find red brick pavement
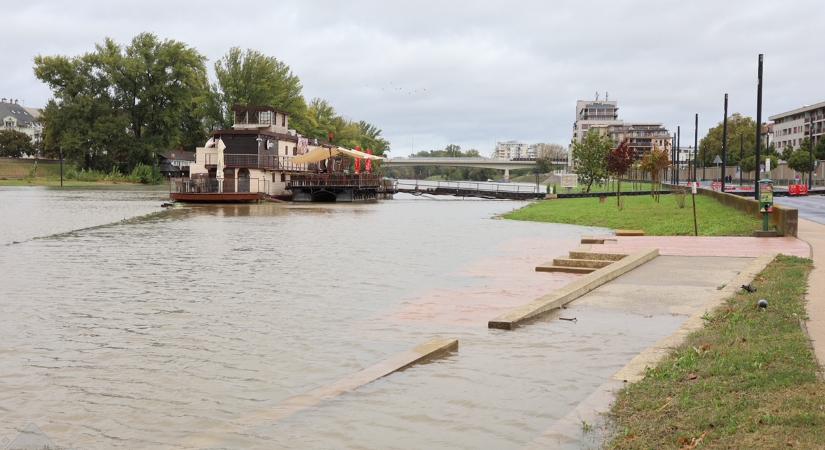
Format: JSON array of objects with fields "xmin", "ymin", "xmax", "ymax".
[{"xmin": 595, "ymin": 236, "xmax": 810, "ymax": 258}]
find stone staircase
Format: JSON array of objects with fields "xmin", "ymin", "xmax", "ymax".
[{"xmin": 535, "ymin": 250, "xmax": 628, "ymax": 274}]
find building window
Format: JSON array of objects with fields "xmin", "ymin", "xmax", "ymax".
[
  {"xmin": 280, "ymin": 173, "xmax": 286, "ymax": 182},
  {"xmin": 282, "ymin": 114, "xmax": 286, "ymax": 126},
  {"xmin": 4, "ymin": 120, "xmax": 13, "ymax": 129},
  {"xmin": 293, "ymin": 146, "xmax": 297, "ymax": 156}
]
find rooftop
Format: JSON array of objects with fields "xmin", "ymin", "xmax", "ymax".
[{"xmin": 769, "ymin": 100, "xmax": 825, "ymax": 121}]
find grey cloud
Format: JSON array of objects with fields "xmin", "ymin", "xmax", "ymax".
[{"xmin": 3, "ymin": 0, "xmax": 823, "ymax": 154}]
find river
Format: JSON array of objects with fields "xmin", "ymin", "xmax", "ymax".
[{"xmin": 0, "ymin": 186, "xmax": 681, "ymax": 449}]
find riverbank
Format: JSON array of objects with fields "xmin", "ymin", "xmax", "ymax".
[
  {"xmin": 504, "ymin": 194, "xmax": 761, "ymax": 236},
  {"xmin": 607, "ymin": 255, "xmax": 824, "ymax": 449},
  {"xmin": 0, "ymin": 177, "xmax": 147, "ymax": 187}
]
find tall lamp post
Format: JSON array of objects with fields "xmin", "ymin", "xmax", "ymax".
[
  {"xmin": 809, "ymin": 111, "xmax": 814, "ymax": 189},
  {"xmin": 676, "ymin": 126, "xmax": 681, "ymax": 185},
  {"xmin": 754, "ymin": 53, "xmax": 763, "ymax": 199},
  {"xmin": 722, "ymin": 93, "xmax": 729, "ymax": 192},
  {"xmin": 59, "ymin": 147, "xmax": 64, "ymax": 188},
  {"xmin": 694, "ymin": 113, "xmax": 699, "ymax": 183}
]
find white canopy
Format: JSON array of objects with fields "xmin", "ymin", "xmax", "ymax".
[{"xmin": 291, "ymin": 146, "xmax": 384, "ymax": 164}]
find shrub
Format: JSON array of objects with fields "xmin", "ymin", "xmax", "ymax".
[{"xmin": 128, "ymin": 163, "xmax": 162, "ymax": 184}]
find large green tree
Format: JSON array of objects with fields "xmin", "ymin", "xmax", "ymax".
[
  {"xmin": 699, "ymin": 113, "xmax": 758, "ymax": 166},
  {"xmin": 572, "ymin": 130, "xmax": 612, "ymax": 192},
  {"xmin": 35, "ymin": 33, "xmax": 209, "ymax": 171},
  {"xmin": 212, "ymin": 48, "xmax": 307, "ymax": 131},
  {"xmin": 787, "ymin": 148, "xmax": 816, "ymax": 177},
  {"xmin": 0, "ymin": 130, "xmax": 34, "ymax": 157}
]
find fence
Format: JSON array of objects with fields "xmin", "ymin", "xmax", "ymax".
[
  {"xmin": 0, "ymin": 158, "xmax": 62, "ymax": 179},
  {"xmin": 170, "ymin": 177, "xmax": 269, "ymax": 194}
]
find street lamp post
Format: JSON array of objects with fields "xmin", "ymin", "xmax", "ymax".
[
  {"xmin": 722, "ymin": 93, "xmax": 729, "ymax": 192},
  {"xmin": 676, "ymin": 126, "xmax": 681, "ymax": 185},
  {"xmin": 59, "ymin": 147, "xmax": 64, "ymax": 188},
  {"xmin": 694, "ymin": 113, "xmax": 699, "ymax": 183},
  {"xmin": 809, "ymin": 112, "xmax": 814, "ymax": 189},
  {"xmin": 754, "ymin": 53, "xmax": 764, "ymax": 200}
]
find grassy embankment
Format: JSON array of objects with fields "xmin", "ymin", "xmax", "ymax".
[
  {"xmin": 504, "ymin": 194, "xmax": 761, "ymax": 236},
  {"xmin": 608, "ymin": 256, "xmax": 824, "ymax": 449},
  {"xmin": 0, "ymin": 158, "xmax": 162, "ymax": 186}
]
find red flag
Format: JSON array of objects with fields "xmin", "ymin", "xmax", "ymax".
[
  {"xmin": 354, "ymin": 146, "xmax": 361, "ymax": 173},
  {"xmin": 366, "ymin": 149, "xmax": 373, "ymax": 173}
]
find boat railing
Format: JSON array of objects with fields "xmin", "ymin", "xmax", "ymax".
[
  {"xmin": 224, "ymin": 153, "xmax": 308, "ymax": 172},
  {"xmin": 288, "ymin": 173, "xmax": 381, "ymax": 188},
  {"xmin": 170, "ymin": 177, "xmax": 269, "ymax": 194}
]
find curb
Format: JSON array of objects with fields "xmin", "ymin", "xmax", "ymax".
[{"xmin": 488, "ymin": 249, "xmax": 659, "ymax": 330}]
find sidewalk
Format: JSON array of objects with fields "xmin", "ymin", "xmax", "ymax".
[
  {"xmin": 798, "ymin": 218, "xmax": 825, "ymax": 368},
  {"xmin": 596, "ymin": 235, "xmax": 810, "ymax": 258}
]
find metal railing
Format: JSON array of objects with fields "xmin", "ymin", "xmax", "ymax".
[
  {"xmin": 223, "ymin": 154, "xmax": 308, "ymax": 171},
  {"xmin": 395, "ymin": 179, "xmax": 542, "ymax": 194},
  {"xmin": 170, "ymin": 177, "xmax": 270, "ymax": 194},
  {"xmin": 288, "ymin": 173, "xmax": 381, "ymax": 188}
]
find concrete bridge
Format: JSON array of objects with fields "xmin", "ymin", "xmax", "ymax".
[{"xmin": 383, "ymin": 157, "xmax": 568, "ymax": 180}]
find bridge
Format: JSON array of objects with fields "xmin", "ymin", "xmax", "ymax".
[
  {"xmin": 391, "ymin": 179, "xmax": 544, "ymax": 200},
  {"xmin": 382, "ymin": 157, "xmax": 568, "ymax": 180}
]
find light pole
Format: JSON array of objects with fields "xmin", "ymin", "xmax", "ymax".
[
  {"xmin": 722, "ymin": 93, "xmax": 729, "ymax": 192},
  {"xmin": 754, "ymin": 53, "xmax": 763, "ymax": 199},
  {"xmin": 59, "ymin": 147, "xmax": 64, "ymax": 188},
  {"xmin": 739, "ymin": 134, "xmax": 743, "ymax": 187},
  {"xmin": 676, "ymin": 126, "xmax": 681, "ymax": 185},
  {"xmin": 809, "ymin": 111, "xmax": 814, "ymax": 189},
  {"xmin": 694, "ymin": 113, "xmax": 699, "ymax": 182}
]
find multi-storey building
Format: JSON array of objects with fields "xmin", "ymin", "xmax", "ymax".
[
  {"xmin": 769, "ymin": 100, "xmax": 825, "ymax": 152},
  {"xmin": 493, "ymin": 140, "xmax": 534, "ymax": 159},
  {"xmin": 571, "ymin": 96, "xmax": 670, "ymax": 159},
  {"xmin": 1, "ymin": 98, "xmax": 42, "ymax": 149}
]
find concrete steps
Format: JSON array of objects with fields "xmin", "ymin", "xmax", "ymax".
[
  {"xmin": 581, "ymin": 236, "xmax": 617, "ymax": 244},
  {"xmin": 536, "ymin": 250, "xmax": 629, "ymax": 274},
  {"xmin": 552, "ymin": 258, "xmax": 613, "ymax": 269},
  {"xmin": 615, "ymin": 229, "xmax": 645, "ymax": 236}
]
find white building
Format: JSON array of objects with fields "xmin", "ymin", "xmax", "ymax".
[
  {"xmin": 769, "ymin": 100, "xmax": 825, "ymax": 152},
  {"xmin": 571, "ymin": 95, "xmax": 670, "ymax": 159},
  {"xmin": 1, "ymin": 98, "xmax": 43, "ymax": 150},
  {"xmin": 493, "ymin": 140, "xmax": 534, "ymax": 159}
]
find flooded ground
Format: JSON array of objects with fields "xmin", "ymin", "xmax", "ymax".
[{"xmin": 0, "ymin": 188, "xmax": 740, "ymax": 449}]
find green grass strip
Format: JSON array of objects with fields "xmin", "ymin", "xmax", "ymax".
[{"xmin": 608, "ymin": 256, "xmax": 824, "ymax": 449}]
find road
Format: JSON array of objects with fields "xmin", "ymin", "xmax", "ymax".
[{"xmin": 776, "ymin": 195, "xmax": 825, "ymax": 225}]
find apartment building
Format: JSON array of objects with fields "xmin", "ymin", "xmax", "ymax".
[
  {"xmin": 493, "ymin": 140, "xmax": 534, "ymax": 159},
  {"xmin": 1, "ymin": 98, "xmax": 42, "ymax": 147},
  {"xmin": 571, "ymin": 96, "xmax": 670, "ymax": 159},
  {"xmin": 769, "ymin": 100, "xmax": 825, "ymax": 152}
]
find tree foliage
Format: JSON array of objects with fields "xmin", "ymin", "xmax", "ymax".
[
  {"xmin": 572, "ymin": 130, "xmax": 612, "ymax": 193},
  {"xmin": 0, "ymin": 130, "xmax": 35, "ymax": 157},
  {"xmin": 34, "ymin": 33, "xmax": 208, "ymax": 171},
  {"xmin": 35, "ymin": 34, "xmax": 391, "ymax": 173},
  {"xmin": 699, "ymin": 113, "xmax": 758, "ymax": 166},
  {"xmin": 212, "ymin": 47, "xmax": 307, "ymax": 131},
  {"xmin": 787, "ymin": 148, "xmax": 816, "ymax": 175},
  {"xmin": 606, "ymin": 139, "xmax": 635, "ymax": 206},
  {"xmin": 640, "ymin": 144, "xmax": 671, "ymax": 202}
]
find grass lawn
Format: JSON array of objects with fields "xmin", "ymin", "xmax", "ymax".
[
  {"xmin": 504, "ymin": 194, "xmax": 762, "ymax": 236},
  {"xmin": 607, "ymin": 256, "xmax": 824, "ymax": 449},
  {"xmin": 563, "ymin": 181, "xmax": 662, "ymax": 193}
]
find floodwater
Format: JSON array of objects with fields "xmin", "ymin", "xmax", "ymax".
[{"xmin": 1, "ymin": 187, "xmax": 697, "ymax": 449}]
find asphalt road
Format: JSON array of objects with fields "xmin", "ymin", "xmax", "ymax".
[{"xmin": 776, "ymin": 195, "xmax": 825, "ymax": 225}]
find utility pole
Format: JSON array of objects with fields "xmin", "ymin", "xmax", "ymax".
[
  {"xmin": 722, "ymin": 93, "xmax": 729, "ymax": 193},
  {"xmin": 754, "ymin": 53, "xmax": 763, "ymax": 199},
  {"xmin": 671, "ymin": 132, "xmax": 676, "ymax": 183}
]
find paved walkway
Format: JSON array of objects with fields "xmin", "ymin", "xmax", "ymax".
[
  {"xmin": 798, "ymin": 218, "xmax": 825, "ymax": 368},
  {"xmin": 595, "ymin": 235, "xmax": 810, "ymax": 258}
]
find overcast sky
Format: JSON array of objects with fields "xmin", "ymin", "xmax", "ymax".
[{"xmin": 4, "ymin": 0, "xmax": 824, "ymax": 155}]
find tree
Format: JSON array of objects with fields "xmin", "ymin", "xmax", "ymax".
[
  {"xmin": 699, "ymin": 113, "xmax": 757, "ymax": 166},
  {"xmin": 606, "ymin": 139, "xmax": 634, "ymax": 207},
  {"xmin": 212, "ymin": 48, "xmax": 307, "ymax": 131},
  {"xmin": 572, "ymin": 130, "xmax": 612, "ymax": 193},
  {"xmin": 740, "ymin": 154, "xmax": 778, "ymax": 174},
  {"xmin": 34, "ymin": 33, "xmax": 209, "ymax": 171},
  {"xmin": 640, "ymin": 144, "xmax": 670, "ymax": 202},
  {"xmin": 816, "ymin": 139, "xmax": 825, "ymax": 160},
  {"xmin": 0, "ymin": 130, "xmax": 34, "ymax": 157},
  {"xmin": 787, "ymin": 148, "xmax": 816, "ymax": 181}
]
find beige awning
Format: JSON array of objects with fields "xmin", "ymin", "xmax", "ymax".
[{"xmin": 291, "ymin": 146, "xmax": 384, "ymax": 164}]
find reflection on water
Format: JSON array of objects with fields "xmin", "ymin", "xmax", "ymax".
[{"xmin": 1, "ymin": 189, "xmax": 681, "ymax": 449}]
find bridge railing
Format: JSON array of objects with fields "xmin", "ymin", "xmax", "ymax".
[{"xmin": 394, "ymin": 179, "xmax": 542, "ymax": 194}]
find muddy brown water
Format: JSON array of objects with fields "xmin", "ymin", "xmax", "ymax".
[{"xmin": 2, "ymin": 187, "xmax": 700, "ymax": 449}]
